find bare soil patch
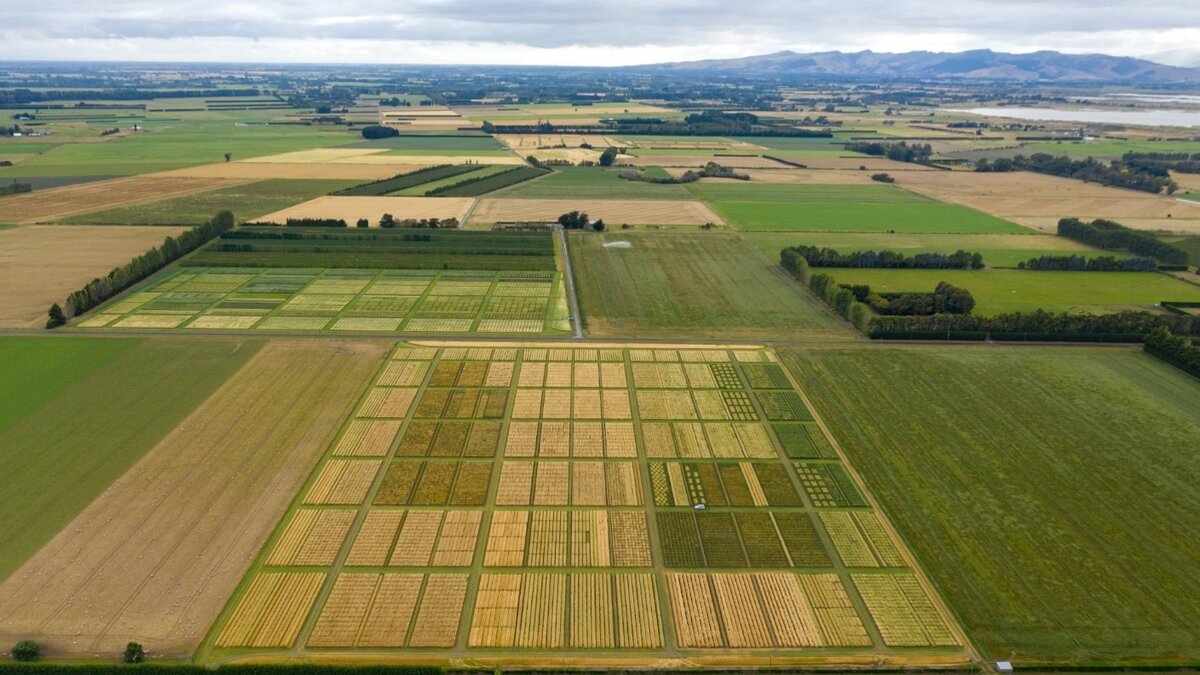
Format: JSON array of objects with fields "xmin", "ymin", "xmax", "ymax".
[
  {"xmin": 0, "ymin": 340, "xmax": 384, "ymax": 658},
  {"xmin": 0, "ymin": 225, "xmax": 188, "ymax": 327}
]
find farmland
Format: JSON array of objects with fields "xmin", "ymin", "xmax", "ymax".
[
  {"xmin": 568, "ymin": 231, "xmax": 853, "ymax": 339},
  {"xmin": 820, "ymin": 268, "xmax": 1200, "ymax": 315},
  {"xmin": 0, "ymin": 225, "xmax": 189, "ymax": 327},
  {"xmin": 254, "ymin": 195, "xmax": 475, "ymax": 225},
  {"xmin": 0, "ymin": 339, "xmax": 384, "ymax": 656},
  {"xmin": 0, "ymin": 175, "xmax": 246, "ymax": 223},
  {"xmin": 202, "ymin": 343, "xmax": 967, "ymax": 665},
  {"xmin": 499, "ymin": 167, "xmax": 697, "ymax": 200},
  {"xmin": 780, "ymin": 346, "xmax": 1200, "ymax": 663},
  {"xmin": 467, "ymin": 198, "xmax": 723, "ymax": 226},
  {"xmin": 0, "ymin": 337, "xmax": 261, "ymax": 581},
  {"xmin": 77, "ymin": 266, "xmax": 570, "ymax": 335}
]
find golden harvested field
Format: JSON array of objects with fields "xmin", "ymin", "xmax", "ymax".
[
  {"xmin": 0, "ymin": 225, "xmax": 189, "ymax": 328},
  {"xmin": 617, "ymin": 155, "xmax": 792, "ymax": 169},
  {"xmin": 0, "ymin": 340, "xmax": 384, "ymax": 657},
  {"xmin": 468, "ymin": 198, "xmax": 724, "ymax": 226},
  {"xmin": 256, "ymin": 195, "xmax": 475, "ymax": 225},
  {"xmin": 157, "ymin": 161, "xmax": 412, "ymax": 180},
  {"xmin": 1172, "ymin": 171, "xmax": 1200, "ymax": 192},
  {"xmin": 497, "ymin": 134, "xmax": 624, "ymax": 150},
  {"xmin": 895, "ymin": 170, "xmax": 1200, "ymax": 233},
  {"xmin": 1, "ymin": 176, "xmax": 246, "ymax": 223}
]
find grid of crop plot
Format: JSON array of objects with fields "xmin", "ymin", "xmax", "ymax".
[
  {"xmin": 205, "ymin": 344, "xmax": 965, "ymax": 664},
  {"xmin": 77, "ymin": 268, "xmax": 569, "ymax": 335}
]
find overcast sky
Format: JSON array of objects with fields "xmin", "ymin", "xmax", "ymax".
[{"xmin": 3, "ymin": 0, "xmax": 1199, "ymax": 67}]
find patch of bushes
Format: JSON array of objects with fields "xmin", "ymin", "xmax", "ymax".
[
  {"xmin": 1018, "ymin": 254, "xmax": 1158, "ymax": 271},
  {"xmin": 0, "ymin": 180, "xmax": 33, "ymax": 196},
  {"xmin": 870, "ymin": 173, "xmax": 894, "ymax": 183},
  {"xmin": 360, "ymin": 124, "xmax": 399, "ymax": 139},
  {"xmin": 784, "ymin": 245, "xmax": 983, "ymax": 270},
  {"xmin": 845, "ymin": 141, "xmax": 932, "ymax": 163},
  {"xmin": 1145, "ymin": 326, "xmax": 1200, "ymax": 379},
  {"xmin": 1058, "ymin": 217, "xmax": 1188, "ymax": 265},
  {"xmin": 870, "ymin": 310, "xmax": 1200, "ymax": 342},
  {"xmin": 619, "ymin": 162, "xmax": 749, "ymax": 184}
]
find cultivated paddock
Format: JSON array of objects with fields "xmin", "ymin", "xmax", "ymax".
[
  {"xmin": 249, "ymin": 149, "xmax": 523, "ymax": 166},
  {"xmin": 0, "ymin": 340, "xmax": 385, "ymax": 658},
  {"xmin": 896, "ymin": 170, "xmax": 1200, "ymax": 233},
  {"xmin": 782, "ymin": 157, "xmax": 937, "ymax": 171},
  {"xmin": 0, "ymin": 225, "xmax": 188, "ymax": 328},
  {"xmin": 0, "ymin": 176, "xmax": 247, "ymax": 223},
  {"xmin": 157, "ymin": 162, "xmax": 412, "ymax": 181},
  {"xmin": 256, "ymin": 196, "xmax": 476, "ymax": 225},
  {"xmin": 668, "ymin": 168, "xmax": 878, "ymax": 184},
  {"xmin": 617, "ymin": 155, "xmax": 791, "ymax": 169},
  {"xmin": 468, "ymin": 199, "xmax": 724, "ymax": 226}
]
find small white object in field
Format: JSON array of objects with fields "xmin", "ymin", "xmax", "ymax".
[{"xmin": 603, "ymin": 241, "xmax": 633, "ymax": 249}]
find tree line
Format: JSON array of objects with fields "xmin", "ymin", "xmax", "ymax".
[
  {"xmin": 1122, "ymin": 152, "xmax": 1200, "ymax": 175},
  {"xmin": 48, "ymin": 211, "xmax": 236, "ymax": 327},
  {"xmin": 843, "ymin": 141, "xmax": 932, "ymax": 163},
  {"xmin": 1057, "ymin": 217, "xmax": 1188, "ymax": 265},
  {"xmin": 869, "ymin": 310, "xmax": 1200, "ymax": 341},
  {"xmin": 976, "ymin": 153, "xmax": 1178, "ymax": 194},
  {"xmin": 783, "ymin": 245, "xmax": 983, "ymax": 270},
  {"xmin": 842, "ymin": 281, "xmax": 976, "ymax": 316},
  {"xmin": 1144, "ymin": 327, "xmax": 1200, "ymax": 379},
  {"xmin": 619, "ymin": 162, "xmax": 749, "ymax": 185},
  {"xmin": 1, "ymin": 180, "xmax": 33, "ymax": 196},
  {"xmin": 1017, "ymin": 254, "xmax": 1158, "ymax": 271}
]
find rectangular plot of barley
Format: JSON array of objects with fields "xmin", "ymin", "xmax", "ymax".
[
  {"xmin": 373, "ymin": 461, "xmax": 421, "ymax": 505},
  {"xmin": 643, "ymin": 423, "xmax": 676, "ymax": 458},
  {"xmin": 572, "ymin": 422, "xmax": 604, "ymax": 457},
  {"xmin": 334, "ymin": 420, "xmax": 401, "ymax": 457},
  {"xmin": 601, "ymin": 390, "xmax": 632, "ymax": 419},
  {"xmin": 430, "ymin": 422, "xmax": 469, "ymax": 457},
  {"xmin": 114, "ymin": 314, "xmax": 191, "ymax": 329},
  {"xmin": 599, "ymin": 363, "xmax": 626, "ymax": 388},
  {"xmin": 603, "ymin": 423, "xmax": 637, "ymax": 458},
  {"xmin": 357, "ymin": 573, "xmax": 422, "ymax": 647},
  {"xmin": 308, "ymin": 573, "xmax": 378, "ymax": 647},
  {"xmin": 756, "ymin": 573, "xmax": 823, "ymax": 647},
  {"xmin": 216, "ymin": 572, "xmax": 324, "ymax": 648},
  {"xmin": 720, "ymin": 391, "xmax": 758, "ymax": 421},
  {"xmin": 496, "ymin": 462, "xmax": 533, "ymax": 505},
  {"xmin": 416, "ymin": 295, "xmax": 483, "ymax": 318},
  {"xmin": 569, "ymin": 511, "xmax": 610, "ymax": 567},
  {"xmin": 331, "ymin": 317, "xmax": 402, "ymax": 332},
  {"xmin": 709, "ymin": 363, "xmax": 742, "ymax": 388},
  {"xmin": 854, "ymin": 574, "xmax": 959, "ymax": 647},
  {"xmin": 712, "ymin": 574, "xmax": 773, "ymax": 648},
  {"xmin": 821, "ymin": 512, "xmax": 879, "ymax": 568},
  {"xmin": 432, "ymin": 510, "xmax": 481, "ymax": 566},
  {"xmin": 800, "ymin": 574, "xmax": 871, "ymax": 647},
  {"xmin": 542, "ymin": 389, "xmax": 571, "ymax": 418},
  {"xmin": 280, "ymin": 294, "xmax": 354, "ymax": 314},
  {"xmin": 570, "ymin": 574, "xmax": 615, "ymax": 648},
  {"xmin": 469, "ymin": 574, "xmax": 523, "ymax": 647},
  {"xmin": 533, "ymin": 462, "xmax": 569, "ymax": 505},
  {"xmin": 692, "ymin": 390, "xmax": 730, "ymax": 420},
  {"xmin": 516, "ymin": 573, "xmax": 565, "ymax": 648},
  {"xmin": 539, "ymin": 421, "xmax": 570, "ymax": 457},
  {"xmin": 544, "ymin": 362, "xmax": 572, "ymax": 387},
  {"xmin": 571, "ymin": 462, "xmax": 606, "ymax": 506},
  {"xmin": 392, "ymin": 346, "xmax": 436, "ymax": 361},
  {"xmin": 605, "ymin": 462, "xmax": 642, "ymax": 506},
  {"xmin": 478, "ymin": 319, "xmax": 543, "ymax": 333},
  {"xmin": 266, "ymin": 508, "xmax": 353, "ymax": 566},
  {"xmin": 668, "ymin": 573, "xmax": 723, "ymax": 648},
  {"xmin": 357, "ymin": 387, "xmax": 416, "ymax": 418},
  {"xmin": 793, "ymin": 462, "xmax": 867, "ymax": 508},
  {"xmin": 756, "ymin": 390, "xmax": 812, "ymax": 421},
  {"xmin": 853, "ymin": 512, "xmax": 905, "ymax": 567},
  {"xmin": 367, "ymin": 279, "xmax": 430, "ymax": 295},
  {"xmin": 485, "ymin": 511, "xmax": 530, "ymax": 566},
  {"xmin": 186, "ymin": 314, "xmax": 261, "ymax": 329},
  {"xmin": 375, "ymin": 361, "xmax": 427, "ymax": 388},
  {"xmin": 389, "ymin": 510, "xmax": 441, "ymax": 566},
  {"xmin": 512, "ymin": 389, "xmax": 542, "ymax": 418},
  {"xmin": 431, "ymin": 280, "xmax": 493, "ymax": 295},
  {"xmin": 410, "ymin": 462, "xmax": 455, "ymax": 505},
  {"xmin": 305, "ymin": 460, "xmax": 380, "ymax": 505},
  {"xmin": 451, "ymin": 462, "xmax": 491, "ymax": 506},
  {"xmin": 610, "ymin": 512, "xmax": 652, "ymax": 567},
  {"xmin": 346, "ymin": 510, "xmax": 404, "ymax": 566},
  {"xmin": 615, "ymin": 573, "xmax": 663, "ymax": 648},
  {"xmin": 403, "ymin": 318, "xmax": 473, "ymax": 332},
  {"xmin": 484, "ymin": 361, "xmax": 514, "ymax": 387},
  {"xmin": 573, "ymin": 389, "xmax": 603, "ymax": 419},
  {"xmin": 528, "ymin": 511, "xmax": 569, "ymax": 567},
  {"xmin": 504, "ymin": 422, "xmax": 539, "ymax": 457},
  {"xmin": 409, "ymin": 574, "xmax": 468, "ymax": 647}
]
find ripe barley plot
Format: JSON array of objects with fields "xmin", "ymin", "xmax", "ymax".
[{"xmin": 203, "ymin": 344, "xmax": 968, "ymax": 666}]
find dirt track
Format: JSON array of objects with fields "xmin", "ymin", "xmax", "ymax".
[{"xmin": 0, "ymin": 340, "xmax": 385, "ymax": 658}]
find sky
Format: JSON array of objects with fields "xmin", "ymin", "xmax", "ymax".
[{"xmin": 2, "ymin": 0, "xmax": 1199, "ymax": 67}]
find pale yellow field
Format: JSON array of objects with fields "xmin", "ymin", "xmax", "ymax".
[
  {"xmin": 467, "ymin": 198, "xmax": 724, "ymax": 226},
  {"xmin": 0, "ymin": 176, "xmax": 247, "ymax": 223},
  {"xmin": 256, "ymin": 195, "xmax": 475, "ymax": 225},
  {"xmin": 1172, "ymin": 171, "xmax": 1200, "ymax": 192},
  {"xmin": 617, "ymin": 155, "xmax": 791, "ymax": 169},
  {"xmin": 249, "ymin": 148, "xmax": 391, "ymax": 163},
  {"xmin": 497, "ymin": 134, "xmax": 624, "ymax": 150},
  {"xmin": 0, "ymin": 225, "xmax": 189, "ymax": 328},
  {"xmin": 157, "ymin": 162, "xmax": 415, "ymax": 180},
  {"xmin": 895, "ymin": 170, "xmax": 1200, "ymax": 233},
  {"xmin": 330, "ymin": 154, "xmax": 524, "ymax": 166}
]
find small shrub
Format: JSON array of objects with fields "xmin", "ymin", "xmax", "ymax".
[
  {"xmin": 46, "ymin": 303, "xmax": 66, "ymax": 329},
  {"xmin": 11, "ymin": 640, "xmax": 40, "ymax": 662},
  {"xmin": 123, "ymin": 642, "xmax": 146, "ymax": 663}
]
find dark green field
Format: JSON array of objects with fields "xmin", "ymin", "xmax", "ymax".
[
  {"xmin": 499, "ymin": 166, "xmax": 696, "ymax": 199},
  {"xmin": 781, "ymin": 345, "xmax": 1200, "ymax": 664}
]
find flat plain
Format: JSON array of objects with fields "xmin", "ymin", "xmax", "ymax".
[{"xmin": 780, "ymin": 346, "xmax": 1200, "ymax": 663}]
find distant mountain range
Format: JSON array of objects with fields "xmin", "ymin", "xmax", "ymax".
[{"xmin": 633, "ymin": 49, "xmax": 1200, "ymax": 84}]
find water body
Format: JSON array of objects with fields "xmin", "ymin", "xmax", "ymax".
[{"xmin": 945, "ymin": 106, "xmax": 1200, "ymax": 127}]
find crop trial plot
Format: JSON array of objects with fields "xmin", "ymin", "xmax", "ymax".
[
  {"xmin": 76, "ymin": 268, "xmax": 569, "ymax": 335},
  {"xmin": 201, "ymin": 343, "xmax": 967, "ymax": 667}
]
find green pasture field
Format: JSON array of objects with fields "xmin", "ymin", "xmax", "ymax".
[
  {"xmin": 822, "ymin": 268, "xmax": 1200, "ymax": 314},
  {"xmin": 709, "ymin": 201, "xmax": 1026, "ymax": 233},
  {"xmin": 395, "ymin": 165, "xmax": 512, "ymax": 195},
  {"xmin": 498, "ymin": 166, "xmax": 695, "ymax": 199},
  {"xmin": 0, "ymin": 121, "xmax": 357, "ymax": 176},
  {"xmin": 78, "ymin": 267, "xmax": 570, "ymax": 336},
  {"xmin": 744, "ymin": 231, "xmax": 1125, "ymax": 268},
  {"xmin": 335, "ymin": 165, "xmax": 479, "ymax": 197},
  {"xmin": 0, "ymin": 336, "xmax": 260, "ymax": 581},
  {"xmin": 567, "ymin": 231, "xmax": 853, "ymax": 339},
  {"xmin": 427, "ymin": 165, "xmax": 549, "ymax": 197},
  {"xmin": 780, "ymin": 346, "xmax": 1200, "ymax": 663},
  {"xmin": 1024, "ymin": 139, "xmax": 1200, "ymax": 157},
  {"xmin": 686, "ymin": 183, "xmax": 933, "ymax": 204},
  {"xmin": 187, "ymin": 227, "xmax": 558, "ymax": 271},
  {"xmin": 62, "ymin": 179, "xmax": 356, "ymax": 225},
  {"xmin": 201, "ymin": 343, "xmax": 967, "ymax": 664}
]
